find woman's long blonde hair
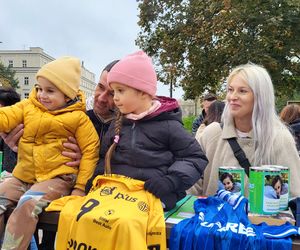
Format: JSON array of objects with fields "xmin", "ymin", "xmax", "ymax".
[{"xmin": 222, "ymin": 63, "xmax": 285, "ymax": 165}]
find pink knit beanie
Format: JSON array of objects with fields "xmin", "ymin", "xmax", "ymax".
[{"xmin": 107, "ymin": 51, "xmax": 157, "ymax": 96}]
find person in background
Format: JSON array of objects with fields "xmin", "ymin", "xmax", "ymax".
[
  {"xmin": 87, "ymin": 50, "xmax": 208, "ymax": 210},
  {"xmin": 195, "ymin": 100, "xmax": 225, "ymax": 140},
  {"xmin": 279, "ymin": 104, "xmax": 300, "ymax": 154},
  {"xmin": 0, "ymin": 87, "xmax": 20, "ymax": 107},
  {"xmin": 0, "ymin": 87, "xmax": 20, "ymax": 172},
  {"xmin": 193, "ymin": 100, "xmax": 225, "ymax": 195},
  {"xmin": 188, "ymin": 63, "xmax": 300, "ymax": 198},
  {"xmin": 191, "ymin": 93, "xmax": 217, "ymax": 135},
  {"xmin": 0, "ymin": 56, "xmax": 100, "ymax": 250}
]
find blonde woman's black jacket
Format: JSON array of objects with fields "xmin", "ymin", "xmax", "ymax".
[{"xmin": 86, "ymin": 96, "xmax": 208, "ymax": 209}]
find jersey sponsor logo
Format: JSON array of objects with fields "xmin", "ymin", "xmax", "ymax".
[
  {"xmin": 201, "ymin": 221, "xmax": 256, "ymax": 236},
  {"xmin": 198, "ymin": 212, "xmax": 205, "ymax": 221},
  {"xmin": 98, "ymin": 216, "xmax": 109, "ymax": 223},
  {"xmin": 92, "ymin": 218, "xmax": 112, "ymax": 230},
  {"xmin": 67, "ymin": 238, "xmax": 97, "ymax": 250},
  {"xmin": 217, "ymin": 203, "xmax": 224, "ymax": 211},
  {"xmin": 104, "ymin": 209, "xmax": 115, "ymax": 216},
  {"xmin": 138, "ymin": 201, "xmax": 149, "ymax": 212},
  {"xmin": 114, "ymin": 192, "xmax": 138, "ymax": 202},
  {"xmin": 147, "ymin": 231, "xmax": 162, "ymax": 236},
  {"xmin": 100, "ymin": 186, "xmax": 116, "ymax": 196}
]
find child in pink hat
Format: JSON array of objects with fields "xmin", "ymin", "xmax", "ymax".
[{"xmin": 86, "ymin": 50, "xmax": 208, "ymax": 211}]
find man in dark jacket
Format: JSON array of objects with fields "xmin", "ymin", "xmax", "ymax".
[
  {"xmin": 191, "ymin": 93, "xmax": 217, "ymax": 135},
  {"xmin": 85, "ymin": 60, "xmax": 119, "ymax": 141}
]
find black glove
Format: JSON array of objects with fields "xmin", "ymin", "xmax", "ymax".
[
  {"xmin": 144, "ymin": 175, "xmax": 179, "ymax": 199},
  {"xmin": 161, "ymin": 192, "xmax": 178, "ymax": 211}
]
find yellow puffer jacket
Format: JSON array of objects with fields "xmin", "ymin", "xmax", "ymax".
[{"xmin": 0, "ymin": 89, "xmax": 99, "ymax": 191}]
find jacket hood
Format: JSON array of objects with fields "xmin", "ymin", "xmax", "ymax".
[
  {"xmin": 143, "ymin": 96, "xmax": 182, "ymax": 123},
  {"xmin": 121, "ymin": 96, "xmax": 182, "ymax": 125},
  {"xmin": 29, "ymin": 87, "xmax": 86, "ymax": 114}
]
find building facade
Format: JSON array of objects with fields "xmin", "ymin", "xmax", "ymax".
[
  {"xmin": 178, "ymin": 98, "xmax": 202, "ymax": 117},
  {"xmin": 0, "ymin": 47, "xmax": 96, "ymax": 100}
]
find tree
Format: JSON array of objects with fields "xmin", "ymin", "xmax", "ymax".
[
  {"xmin": 136, "ymin": 0, "xmax": 300, "ymax": 100},
  {"xmin": 0, "ymin": 62, "xmax": 19, "ymax": 89}
]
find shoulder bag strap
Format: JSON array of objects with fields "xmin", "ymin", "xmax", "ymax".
[
  {"xmin": 220, "ymin": 123, "xmax": 251, "ymax": 176},
  {"xmin": 227, "ymin": 138, "xmax": 251, "ymax": 177}
]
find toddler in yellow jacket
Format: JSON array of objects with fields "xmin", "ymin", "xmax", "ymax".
[{"xmin": 0, "ymin": 56, "xmax": 99, "ymax": 250}]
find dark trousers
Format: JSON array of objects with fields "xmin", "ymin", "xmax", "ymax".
[{"xmin": 38, "ymin": 230, "xmax": 56, "ymax": 250}]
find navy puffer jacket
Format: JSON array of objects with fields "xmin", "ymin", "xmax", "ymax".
[{"xmin": 87, "ymin": 96, "xmax": 208, "ymax": 209}]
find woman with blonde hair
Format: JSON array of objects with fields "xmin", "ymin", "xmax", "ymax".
[{"xmin": 189, "ymin": 63, "xmax": 300, "ymax": 197}]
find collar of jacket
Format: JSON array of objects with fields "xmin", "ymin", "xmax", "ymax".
[
  {"xmin": 93, "ymin": 110, "xmax": 114, "ymax": 124},
  {"xmin": 29, "ymin": 88, "xmax": 86, "ymax": 114},
  {"xmin": 221, "ymin": 116, "xmax": 254, "ymax": 140},
  {"xmin": 143, "ymin": 96, "xmax": 181, "ymax": 121}
]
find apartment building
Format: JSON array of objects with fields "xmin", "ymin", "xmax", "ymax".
[{"xmin": 0, "ymin": 47, "xmax": 96, "ymax": 100}]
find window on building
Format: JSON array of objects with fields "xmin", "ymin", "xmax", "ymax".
[
  {"xmin": 8, "ymin": 60, "xmax": 13, "ymax": 67},
  {"xmin": 24, "ymin": 77, "xmax": 29, "ymax": 85},
  {"xmin": 24, "ymin": 92, "xmax": 29, "ymax": 99},
  {"xmin": 22, "ymin": 60, "xmax": 27, "ymax": 67}
]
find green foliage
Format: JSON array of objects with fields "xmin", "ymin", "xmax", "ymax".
[
  {"xmin": 137, "ymin": 0, "xmax": 300, "ymax": 100},
  {"xmin": 0, "ymin": 62, "xmax": 19, "ymax": 89},
  {"xmin": 276, "ymin": 88, "xmax": 300, "ymax": 112},
  {"xmin": 182, "ymin": 115, "xmax": 196, "ymax": 133}
]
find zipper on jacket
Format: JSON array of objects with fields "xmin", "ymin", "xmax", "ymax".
[
  {"xmin": 131, "ymin": 122, "xmax": 137, "ymax": 167},
  {"xmin": 99, "ymin": 125, "xmax": 104, "ymax": 141}
]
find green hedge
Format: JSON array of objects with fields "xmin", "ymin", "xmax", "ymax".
[{"xmin": 182, "ymin": 116, "xmax": 196, "ymax": 133}]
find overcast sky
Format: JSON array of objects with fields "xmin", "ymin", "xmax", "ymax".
[{"xmin": 0, "ymin": 0, "xmax": 183, "ymax": 99}]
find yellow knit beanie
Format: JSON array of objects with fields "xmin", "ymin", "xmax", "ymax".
[{"xmin": 36, "ymin": 56, "xmax": 81, "ymax": 99}]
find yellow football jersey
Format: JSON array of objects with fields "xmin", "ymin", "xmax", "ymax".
[{"xmin": 47, "ymin": 175, "xmax": 166, "ymax": 250}]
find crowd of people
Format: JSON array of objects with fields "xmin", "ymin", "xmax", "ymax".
[{"xmin": 0, "ymin": 50, "xmax": 299, "ymax": 249}]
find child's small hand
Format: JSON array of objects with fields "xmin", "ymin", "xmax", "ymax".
[{"xmin": 71, "ymin": 188, "xmax": 85, "ymax": 196}]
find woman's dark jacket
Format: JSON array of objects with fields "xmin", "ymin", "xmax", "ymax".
[
  {"xmin": 290, "ymin": 118, "xmax": 300, "ymax": 153},
  {"xmin": 86, "ymin": 96, "xmax": 208, "ymax": 205},
  {"xmin": 0, "ymin": 139, "xmax": 17, "ymax": 173}
]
